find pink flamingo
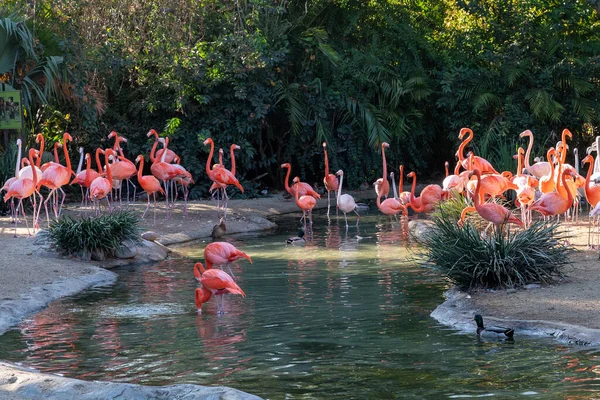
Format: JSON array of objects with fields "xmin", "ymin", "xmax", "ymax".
[
  {"xmin": 150, "ymin": 137, "xmax": 179, "ymax": 213},
  {"xmin": 469, "ymin": 169, "xmax": 524, "ymax": 228},
  {"xmin": 377, "ymin": 174, "xmax": 406, "ymax": 219},
  {"xmin": 374, "ymin": 142, "xmax": 390, "ymax": 199},
  {"xmin": 36, "ymin": 132, "xmax": 74, "ymax": 223},
  {"xmin": 1, "ymin": 138, "xmax": 22, "ymax": 222},
  {"xmin": 322, "ymin": 142, "xmax": 339, "ymax": 216},
  {"xmin": 3, "ymin": 148, "xmax": 44, "ymax": 236},
  {"xmin": 209, "ymin": 144, "xmax": 240, "ymax": 218},
  {"xmin": 530, "ymin": 168, "xmax": 577, "ymax": 218},
  {"xmin": 204, "ymin": 241, "xmax": 253, "ymax": 279},
  {"xmin": 519, "ymin": 130, "xmax": 551, "ymax": 179},
  {"xmin": 456, "ymin": 128, "xmax": 500, "ymax": 175},
  {"xmin": 204, "ymin": 138, "xmax": 244, "ymax": 218},
  {"xmin": 294, "ymin": 176, "xmax": 317, "ymax": 230},
  {"xmin": 89, "ymin": 149, "xmax": 115, "ymax": 214},
  {"xmin": 194, "ymin": 262, "xmax": 245, "ymax": 314},
  {"xmin": 280, "ymin": 163, "xmax": 321, "ymax": 199},
  {"xmin": 136, "ymin": 155, "xmax": 165, "ymax": 224},
  {"xmin": 147, "ymin": 128, "xmax": 177, "ymax": 163},
  {"xmin": 108, "ymin": 131, "xmax": 137, "ymax": 203},
  {"xmin": 406, "ymin": 171, "xmax": 445, "ymax": 214}
]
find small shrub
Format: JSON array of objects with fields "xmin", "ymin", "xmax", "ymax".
[
  {"xmin": 417, "ymin": 211, "xmax": 574, "ymax": 290},
  {"xmin": 45, "ymin": 211, "xmax": 141, "ymax": 259}
]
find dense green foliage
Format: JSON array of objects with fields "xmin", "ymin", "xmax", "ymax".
[
  {"xmin": 45, "ymin": 211, "xmax": 141, "ymax": 259},
  {"xmin": 1, "ymin": 1, "xmax": 600, "ymax": 196},
  {"xmin": 418, "ymin": 212, "xmax": 574, "ymax": 290}
]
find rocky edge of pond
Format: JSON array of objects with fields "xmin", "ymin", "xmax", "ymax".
[
  {"xmin": 0, "ymin": 208, "xmax": 280, "ymax": 399},
  {"xmin": 405, "ymin": 219, "xmax": 600, "ymax": 346}
]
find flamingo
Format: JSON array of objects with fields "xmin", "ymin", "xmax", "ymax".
[
  {"xmin": 397, "ymin": 165, "xmax": 412, "ymax": 205},
  {"xmin": 519, "ymin": 129, "xmax": 551, "ymax": 179},
  {"xmin": 405, "ymin": 171, "xmax": 445, "ymax": 214},
  {"xmin": 18, "ymin": 133, "xmax": 44, "ymax": 182},
  {"xmin": 36, "ymin": 132, "xmax": 74, "ymax": 223},
  {"xmin": 108, "ymin": 132, "xmax": 137, "ymax": 203},
  {"xmin": 147, "ymin": 128, "xmax": 177, "ymax": 163},
  {"xmin": 293, "ymin": 176, "xmax": 317, "ymax": 230},
  {"xmin": 1, "ymin": 138, "xmax": 22, "ymax": 222},
  {"xmin": 529, "ymin": 168, "xmax": 577, "ymax": 218},
  {"xmin": 582, "ymin": 155, "xmax": 600, "ymax": 209},
  {"xmin": 456, "ymin": 128, "xmax": 500, "ymax": 175},
  {"xmin": 151, "ymin": 137, "xmax": 179, "ymax": 213},
  {"xmin": 335, "ymin": 169, "xmax": 360, "ymax": 227},
  {"xmin": 209, "ymin": 144, "xmax": 240, "ymax": 218},
  {"xmin": 70, "ymin": 148, "xmax": 102, "ymax": 206},
  {"xmin": 374, "ymin": 142, "xmax": 390, "ymax": 199},
  {"xmin": 3, "ymin": 148, "xmax": 44, "ymax": 236},
  {"xmin": 194, "ymin": 262, "xmax": 245, "ymax": 314},
  {"xmin": 204, "ymin": 138, "xmax": 244, "ymax": 218},
  {"xmin": 443, "ymin": 161, "xmax": 466, "ymax": 196},
  {"xmin": 173, "ymin": 155, "xmax": 194, "ymax": 217},
  {"xmin": 135, "ymin": 155, "xmax": 165, "ymax": 224},
  {"xmin": 280, "ymin": 163, "xmax": 321, "ymax": 199},
  {"xmin": 89, "ymin": 149, "xmax": 115, "ymax": 214},
  {"xmin": 204, "ymin": 241, "xmax": 253, "ymax": 279},
  {"xmin": 512, "ymin": 147, "xmax": 536, "ymax": 226},
  {"xmin": 377, "ymin": 173, "xmax": 406, "ymax": 219},
  {"xmin": 322, "ymin": 142, "xmax": 339, "ymax": 216},
  {"xmin": 468, "ymin": 169, "xmax": 524, "ymax": 228}
]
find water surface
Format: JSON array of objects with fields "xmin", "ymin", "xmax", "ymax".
[{"xmin": 1, "ymin": 213, "xmax": 600, "ymax": 399}]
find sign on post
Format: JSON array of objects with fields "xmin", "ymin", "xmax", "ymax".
[{"xmin": 0, "ymin": 90, "xmax": 23, "ymax": 130}]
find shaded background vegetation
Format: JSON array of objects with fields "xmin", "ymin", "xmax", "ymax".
[{"xmin": 1, "ymin": 0, "xmax": 600, "ymax": 198}]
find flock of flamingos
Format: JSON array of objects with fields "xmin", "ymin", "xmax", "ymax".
[{"xmin": 2, "ymin": 127, "xmax": 600, "ymax": 313}]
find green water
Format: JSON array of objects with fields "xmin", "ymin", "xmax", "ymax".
[{"xmin": 1, "ymin": 213, "xmax": 600, "ymax": 399}]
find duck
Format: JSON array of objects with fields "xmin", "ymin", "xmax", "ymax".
[
  {"xmin": 474, "ymin": 314, "xmax": 514, "ymax": 338},
  {"xmin": 286, "ymin": 229, "xmax": 306, "ymax": 245},
  {"xmin": 211, "ymin": 218, "xmax": 226, "ymax": 239}
]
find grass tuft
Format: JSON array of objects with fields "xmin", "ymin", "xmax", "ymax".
[
  {"xmin": 44, "ymin": 211, "xmax": 141, "ymax": 259},
  {"xmin": 417, "ymin": 209, "xmax": 574, "ymax": 290}
]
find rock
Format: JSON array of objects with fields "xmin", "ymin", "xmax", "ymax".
[
  {"xmin": 408, "ymin": 220, "xmax": 437, "ymax": 240},
  {"xmin": 141, "ymin": 231, "xmax": 159, "ymax": 241},
  {"xmin": 91, "ymin": 249, "xmax": 105, "ymax": 261},
  {"xmin": 135, "ymin": 239, "xmax": 169, "ymax": 262},
  {"xmin": 115, "ymin": 241, "xmax": 137, "ymax": 259}
]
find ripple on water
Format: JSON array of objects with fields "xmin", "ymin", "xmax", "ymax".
[{"xmin": 100, "ymin": 303, "xmax": 186, "ymax": 319}]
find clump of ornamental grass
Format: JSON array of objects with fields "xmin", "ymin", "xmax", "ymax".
[
  {"xmin": 44, "ymin": 211, "xmax": 141, "ymax": 260},
  {"xmin": 417, "ymin": 209, "xmax": 574, "ymax": 291}
]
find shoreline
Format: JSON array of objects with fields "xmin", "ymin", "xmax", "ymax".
[{"xmin": 0, "ymin": 195, "xmax": 599, "ymax": 397}]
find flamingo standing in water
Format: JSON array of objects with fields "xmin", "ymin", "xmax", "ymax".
[
  {"xmin": 194, "ymin": 262, "xmax": 245, "ymax": 314},
  {"xmin": 135, "ymin": 155, "xmax": 165, "ymax": 224},
  {"xmin": 293, "ymin": 176, "xmax": 318, "ymax": 230},
  {"xmin": 335, "ymin": 169, "xmax": 360, "ymax": 227},
  {"xmin": 405, "ymin": 171, "xmax": 445, "ymax": 214},
  {"xmin": 322, "ymin": 142, "xmax": 339, "ymax": 216},
  {"xmin": 3, "ymin": 148, "xmax": 44, "ymax": 236},
  {"xmin": 377, "ymin": 173, "xmax": 406, "ymax": 219},
  {"xmin": 204, "ymin": 241, "xmax": 253, "ymax": 279},
  {"xmin": 280, "ymin": 163, "xmax": 321, "ymax": 199},
  {"xmin": 374, "ymin": 142, "xmax": 390, "ymax": 199},
  {"xmin": 209, "ymin": 144, "xmax": 240, "ymax": 218}
]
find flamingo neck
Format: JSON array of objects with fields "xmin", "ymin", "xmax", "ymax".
[
  {"xmin": 76, "ymin": 150, "xmax": 84, "ymax": 174},
  {"xmin": 337, "ymin": 174, "xmax": 344, "ymax": 202},
  {"xmin": 516, "ymin": 151, "xmax": 523, "ymax": 177},
  {"xmin": 28, "ymin": 149, "xmax": 38, "ymax": 185},
  {"xmin": 283, "ymin": 165, "xmax": 292, "ymax": 193},
  {"xmin": 472, "ymin": 170, "xmax": 481, "ymax": 209},
  {"xmin": 150, "ymin": 139, "xmax": 158, "ymax": 163},
  {"xmin": 381, "ymin": 144, "xmax": 387, "ymax": 179},
  {"xmin": 95, "ymin": 148, "xmax": 103, "ymax": 174},
  {"xmin": 230, "ymin": 145, "xmax": 237, "ymax": 176},
  {"xmin": 62, "ymin": 137, "xmax": 72, "ymax": 174},
  {"xmin": 195, "ymin": 288, "xmax": 212, "ymax": 309},
  {"xmin": 161, "ymin": 138, "xmax": 169, "ymax": 163},
  {"xmin": 561, "ymin": 169, "xmax": 573, "ymax": 204},
  {"xmin": 523, "ymin": 132, "xmax": 533, "ymax": 170},
  {"xmin": 391, "ymin": 173, "xmax": 398, "ymax": 199},
  {"xmin": 14, "ymin": 142, "xmax": 22, "ymax": 178},
  {"xmin": 53, "ymin": 143, "xmax": 61, "ymax": 163},
  {"xmin": 205, "ymin": 140, "xmax": 214, "ymax": 175},
  {"xmin": 399, "ymin": 166, "xmax": 404, "ymax": 193},
  {"xmin": 104, "ymin": 152, "xmax": 112, "ymax": 183},
  {"xmin": 445, "ymin": 163, "xmax": 449, "ymax": 177},
  {"xmin": 324, "ymin": 147, "xmax": 330, "ymax": 175},
  {"xmin": 457, "ymin": 129, "xmax": 473, "ymax": 162},
  {"xmin": 585, "ymin": 156, "xmax": 593, "ymax": 193},
  {"xmin": 37, "ymin": 136, "xmax": 44, "ymax": 167},
  {"xmin": 84, "ymin": 154, "xmax": 92, "ymax": 181},
  {"xmin": 409, "ymin": 174, "xmax": 424, "ymax": 212},
  {"xmin": 137, "ymin": 157, "xmax": 144, "ymax": 181}
]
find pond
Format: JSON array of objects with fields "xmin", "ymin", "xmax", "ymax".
[{"xmin": 1, "ymin": 212, "xmax": 600, "ymax": 399}]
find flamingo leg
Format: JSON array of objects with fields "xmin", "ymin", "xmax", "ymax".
[
  {"xmin": 142, "ymin": 193, "xmax": 151, "ymax": 218},
  {"xmin": 327, "ymin": 191, "xmax": 331, "ymax": 217}
]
